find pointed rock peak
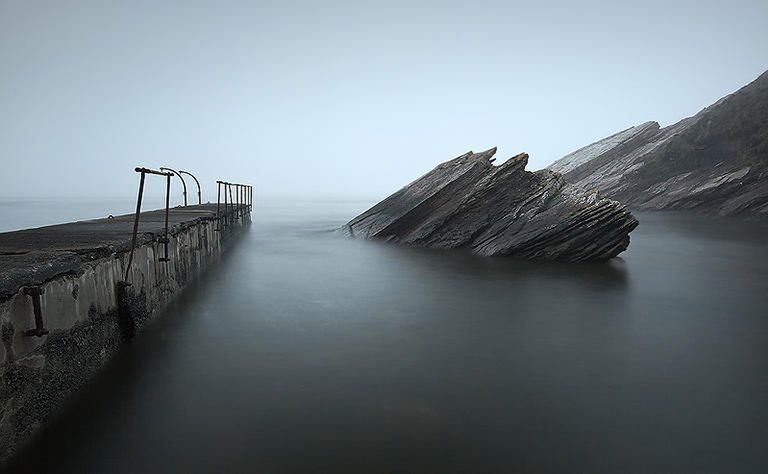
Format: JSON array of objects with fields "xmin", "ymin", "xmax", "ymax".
[
  {"xmin": 497, "ymin": 152, "xmax": 529, "ymax": 172},
  {"xmin": 636, "ymin": 121, "xmax": 661, "ymax": 133},
  {"xmin": 474, "ymin": 147, "xmax": 497, "ymax": 162},
  {"xmin": 439, "ymin": 151, "xmax": 476, "ymax": 169}
]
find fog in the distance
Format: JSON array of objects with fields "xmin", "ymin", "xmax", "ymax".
[{"xmin": 1, "ymin": 0, "xmax": 767, "ymax": 202}]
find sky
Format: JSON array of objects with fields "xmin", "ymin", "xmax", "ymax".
[{"xmin": 1, "ymin": 0, "xmax": 767, "ymax": 202}]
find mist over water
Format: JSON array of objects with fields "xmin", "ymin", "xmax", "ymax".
[
  {"xmin": 0, "ymin": 196, "xmax": 174, "ymax": 233},
  {"xmin": 5, "ymin": 200, "xmax": 768, "ymax": 472}
]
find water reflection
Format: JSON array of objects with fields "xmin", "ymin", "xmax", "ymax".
[{"xmin": 5, "ymin": 201, "xmax": 768, "ymax": 473}]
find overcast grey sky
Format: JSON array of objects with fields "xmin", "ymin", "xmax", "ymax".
[{"xmin": 1, "ymin": 0, "xmax": 767, "ymax": 201}]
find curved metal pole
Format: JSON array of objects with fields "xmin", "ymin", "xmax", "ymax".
[
  {"xmin": 178, "ymin": 170, "xmax": 201, "ymax": 205},
  {"xmin": 160, "ymin": 167, "xmax": 188, "ymax": 206}
]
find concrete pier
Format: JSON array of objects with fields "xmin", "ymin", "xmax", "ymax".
[{"xmin": 0, "ymin": 204, "xmax": 250, "ymax": 464}]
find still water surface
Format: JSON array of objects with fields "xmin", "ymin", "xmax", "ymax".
[{"xmin": 4, "ymin": 199, "xmax": 768, "ymax": 473}]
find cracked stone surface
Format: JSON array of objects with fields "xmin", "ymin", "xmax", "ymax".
[{"xmin": 0, "ymin": 205, "xmax": 222, "ymax": 300}]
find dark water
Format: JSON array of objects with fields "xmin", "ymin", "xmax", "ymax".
[{"xmin": 6, "ymin": 200, "xmax": 768, "ymax": 473}]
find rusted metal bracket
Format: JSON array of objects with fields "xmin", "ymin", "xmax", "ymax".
[
  {"xmin": 158, "ymin": 235, "xmax": 170, "ymax": 263},
  {"xmin": 22, "ymin": 286, "xmax": 48, "ymax": 337}
]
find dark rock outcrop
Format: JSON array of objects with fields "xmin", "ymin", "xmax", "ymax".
[
  {"xmin": 548, "ymin": 70, "xmax": 768, "ymax": 216},
  {"xmin": 344, "ymin": 148, "xmax": 638, "ymax": 261}
]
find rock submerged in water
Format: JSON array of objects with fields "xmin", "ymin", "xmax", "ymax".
[{"xmin": 343, "ymin": 148, "xmax": 639, "ymax": 261}]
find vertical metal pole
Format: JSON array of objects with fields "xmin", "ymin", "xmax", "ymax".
[
  {"xmin": 216, "ymin": 181, "xmax": 221, "ymax": 230},
  {"xmin": 236, "ymin": 184, "xmax": 241, "ymax": 220},
  {"xmin": 160, "ymin": 173, "xmax": 171, "ymax": 262},
  {"xmin": 223, "ymin": 182, "xmax": 228, "ymax": 226},
  {"xmin": 228, "ymin": 184, "xmax": 235, "ymax": 222},
  {"xmin": 124, "ymin": 171, "xmax": 146, "ymax": 282}
]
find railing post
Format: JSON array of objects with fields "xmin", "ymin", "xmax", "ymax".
[
  {"xmin": 228, "ymin": 183, "xmax": 235, "ymax": 222},
  {"xmin": 223, "ymin": 182, "xmax": 229, "ymax": 226},
  {"xmin": 215, "ymin": 180, "xmax": 222, "ymax": 231},
  {"xmin": 158, "ymin": 173, "xmax": 171, "ymax": 262},
  {"xmin": 125, "ymin": 170, "xmax": 147, "ymax": 282},
  {"xmin": 125, "ymin": 167, "xmax": 173, "ymax": 269}
]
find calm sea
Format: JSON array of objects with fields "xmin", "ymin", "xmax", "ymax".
[{"xmin": 3, "ymin": 199, "xmax": 768, "ymax": 473}]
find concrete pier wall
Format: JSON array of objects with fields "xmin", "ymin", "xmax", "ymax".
[{"xmin": 0, "ymin": 205, "xmax": 249, "ymax": 464}]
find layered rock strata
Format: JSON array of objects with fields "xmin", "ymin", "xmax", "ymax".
[
  {"xmin": 344, "ymin": 148, "xmax": 638, "ymax": 261},
  {"xmin": 548, "ymin": 70, "xmax": 768, "ymax": 216}
]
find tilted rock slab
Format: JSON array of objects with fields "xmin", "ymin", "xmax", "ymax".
[
  {"xmin": 344, "ymin": 148, "xmax": 638, "ymax": 261},
  {"xmin": 547, "ymin": 69, "xmax": 768, "ymax": 216}
]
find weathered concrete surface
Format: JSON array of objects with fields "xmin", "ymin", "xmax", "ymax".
[
  {"xmin": 344, "ymin": 148, "xmax": 638, "ymax": 261},
  {"xmin": 548, "ymin": 69, "xmax": 768, "ymax": 216},
  {"xmin": 0, "ymin": 204, "xmax": 249, "ymax": 464}
]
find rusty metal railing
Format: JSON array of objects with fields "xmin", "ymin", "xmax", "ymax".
[
  {"xmin": 124, "ymin": 167, "xmax": 174, "ymax": 282},
  {"xmin": 215, "ymin": 181, "xmax": 252, "ymax": 231},
  {"xmin": 116, "ymin": 169, "xmax": 249, "ymax": 341}
]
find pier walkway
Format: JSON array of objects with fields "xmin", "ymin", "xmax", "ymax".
[{"xmin": 0, "ymin": 204, "xmax": 239, "ymax": 299}]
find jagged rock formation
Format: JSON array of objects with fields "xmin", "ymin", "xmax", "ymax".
[
  {"xmin": 548, "ymin": 70, "xmax": 768, "ymax": 216},
  {"xmin": 344, "ymin": 148, "xmax": 638, "ymax": 261}
]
